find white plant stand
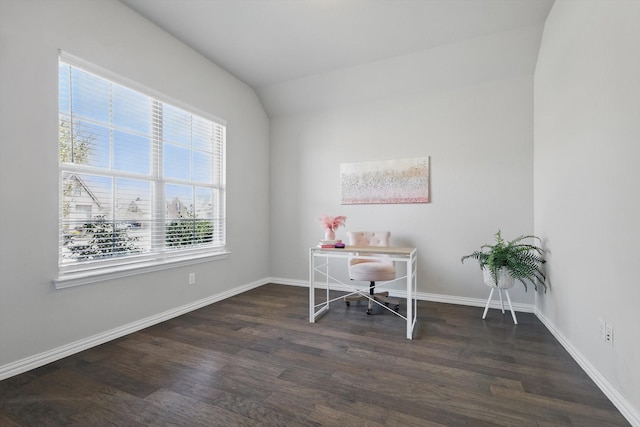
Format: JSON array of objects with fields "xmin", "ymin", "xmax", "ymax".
[{"xmin": 482, "ymin": 268, "xmax": 517, "ymax": 324}]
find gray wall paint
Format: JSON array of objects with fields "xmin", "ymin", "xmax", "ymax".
[
  {"xmin": 269, "ymin": 29, "xmax": 537, "ymax": 303},
  {"xmin": 0, "ymin": 0, "xmax": 269, "ymax": 366},
  {"xmin": 534, "ymin": 0, "xmax": 640, "ymax": 418},
  {"xmin": 259, "ymin": 24, "xmax": 544, "ymax": 117}
]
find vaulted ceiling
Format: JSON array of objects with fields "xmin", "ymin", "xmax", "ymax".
[{"xmin": 119, "ymin": 0, "xmax": 555, "ymax": 115}]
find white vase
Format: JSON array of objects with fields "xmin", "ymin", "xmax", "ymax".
[{"xmin": 482, "ymin": 268, "xmax": 515, "ymax": 289}]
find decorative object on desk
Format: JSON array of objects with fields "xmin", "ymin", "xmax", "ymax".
[
  {"xmin": 324, "ymin": 229, "xmax": 335, "ymax": 241},
  {"xmin": 461, "ymin": 231, "xmax": 547, "ymax": 324},
  {"xmin": 340, "ymin": 157, "xmax": 430, "ymax": 205},
  {"xmin": 317, "ymin": 239, "xmax": 342, "ymax": 248},
  {"xmin": 318, "ymin": 214, "xmax": 346, "ymax": 241}
]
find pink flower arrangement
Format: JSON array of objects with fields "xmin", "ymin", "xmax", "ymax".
[{"xmin": 318, "ymin": 214, "xmax": 347, "ymax": 231}]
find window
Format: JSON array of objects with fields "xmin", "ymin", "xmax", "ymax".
[{"xmin": 58, "ymin": 53, "xmax": 226, "ymax": 282}]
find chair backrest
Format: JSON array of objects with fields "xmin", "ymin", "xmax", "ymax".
[
  {"xmin": 348, "ymin": 231, "xmax": 390, "ymax": 247},
  {"xmin": 347, "ymin": 231, "xmax": 393, "ymax": 266}
]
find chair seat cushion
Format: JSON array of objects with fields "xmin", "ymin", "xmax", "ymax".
[{"xmin": 349, "ymin": 262, "xmax": 396, "ymax": 282}]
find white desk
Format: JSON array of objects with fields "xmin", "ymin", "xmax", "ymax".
[{"xmin": 309, "ymin": 245, "xmax": 418, "ymax": 339}]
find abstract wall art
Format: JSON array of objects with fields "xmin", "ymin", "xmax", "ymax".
[{"xmin": 340, "ymin": 157, "xmax": 430, "ymax": 205}]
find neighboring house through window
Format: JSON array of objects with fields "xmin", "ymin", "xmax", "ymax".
[{"xmin": 57, "ymin": 52, "xmax": 226, "ymax": 282}]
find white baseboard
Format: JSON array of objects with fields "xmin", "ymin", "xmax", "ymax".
[
  {"xmin": 535, "ymin": 310, "xmax": 639, "ymax": 427},
  {"xmin": 268, "ymin": 277, "xmax": 535, "ymax": 313},
  {"xmin": 0, "ymin": 278, "xmax": 268, "ymax": 381}
]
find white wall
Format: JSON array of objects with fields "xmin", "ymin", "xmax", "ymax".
[
  {"xmin": 0, "ymin": 0, "xmax": 269, "ymax": 369},
  {"xmin": 269, "ymin": 28, "xmax": 540, "ymax": 305},
  {"xmin": 259, "ymin": 24, "xmax": 544, "ymax": 117},
  {"xmin": 534, "ymin": 0, "xmax": 640, "ymax": 422}
]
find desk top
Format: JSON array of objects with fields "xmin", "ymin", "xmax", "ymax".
[{"xmin": 311, "ymin": 245, "xmax": 416, "ymax": 256}]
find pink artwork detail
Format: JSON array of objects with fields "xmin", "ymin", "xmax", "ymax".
[{"xmin": 340, "ymin": 157, "xmax": 430, "ymax": 205}]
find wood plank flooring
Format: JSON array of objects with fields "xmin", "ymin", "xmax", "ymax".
[{"xmin": 0, "ymin": 284, "xmax": 630, "ymax": 426}]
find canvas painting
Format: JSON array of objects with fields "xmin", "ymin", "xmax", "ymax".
[{"xmin": 340, "ymin": 157, "xmax": 430, "ymax": 204}]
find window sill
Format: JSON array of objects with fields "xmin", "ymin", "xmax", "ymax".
[{"xmin": 53, "ymin": 251, "xmax": 230, "ymax": 289}]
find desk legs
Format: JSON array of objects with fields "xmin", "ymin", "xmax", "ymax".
[
  {"xmin": 309, "ymin": 251, "xmax": 330, "ymax": 323},
  {"xmin": 309, "ymin": 249, "xmax": 314, "ymax": 323},
  {"xmin": 309, "ymin": 249, "xmax": 417, "ymax": 340},
  {"xmin": 407, "ymin": 255, "xmax": 413, "ymax": 340},
  {"xmin": 405, "ymin": 252, "xmax": 418, "ymax": 339}
]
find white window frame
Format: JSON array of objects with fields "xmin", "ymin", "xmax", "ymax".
[{"xmin": 55, "ymin": 52, "xmax": 228, "ymax": 289}]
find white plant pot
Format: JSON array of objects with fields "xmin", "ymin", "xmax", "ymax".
[{"xmin": 483, "ymin": 267, "xmax": 515, "ymax": 289}]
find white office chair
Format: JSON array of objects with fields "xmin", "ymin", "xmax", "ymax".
[{"xmin": 344, "ymin": 231, "xmax": 400, "ymax": 314}]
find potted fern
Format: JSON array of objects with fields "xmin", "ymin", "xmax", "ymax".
[{"xmin": 461, "ymin": 231, "xmax": 547, "ymax": 292}]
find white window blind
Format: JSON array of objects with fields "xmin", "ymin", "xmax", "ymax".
[{"xmin": 58, "ymin": 53, "xmax": 226, "ymax": 277}]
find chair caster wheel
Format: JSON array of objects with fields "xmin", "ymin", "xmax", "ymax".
[
  {"xmin": 345, "ymin": 301, "xmax": 350, "ymax": 307},
  {"xmin": 394, "ymin": 305, "xmax": 400, "ymax": 312},
  {"xmin": 366, "ymin": 309, "xmax": 372, "ymax": 315}
]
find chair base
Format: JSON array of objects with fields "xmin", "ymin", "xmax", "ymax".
[
  {"xmin": 345, "ymin": 291, "xmax": 401, "ymax": 314},
  {"xmin": 482, "ymin": 287, "xmax": 518, "ymax": 324}
]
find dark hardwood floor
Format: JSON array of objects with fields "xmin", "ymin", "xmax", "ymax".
[{"xmin": 0, "ymin": 284, "xmax": 630, "ymax": 426}]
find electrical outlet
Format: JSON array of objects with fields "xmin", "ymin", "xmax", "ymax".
[
  {"xmin": 605, "ymin": 324, "xmax": 614, "ymax": 347},
  {"xmin": 188, "ymin": 272, "xmax": 196, "ymax": 285},
  {"xmin": 599, "ymin": 318, "xmax": 607, "ymax": 342}
]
